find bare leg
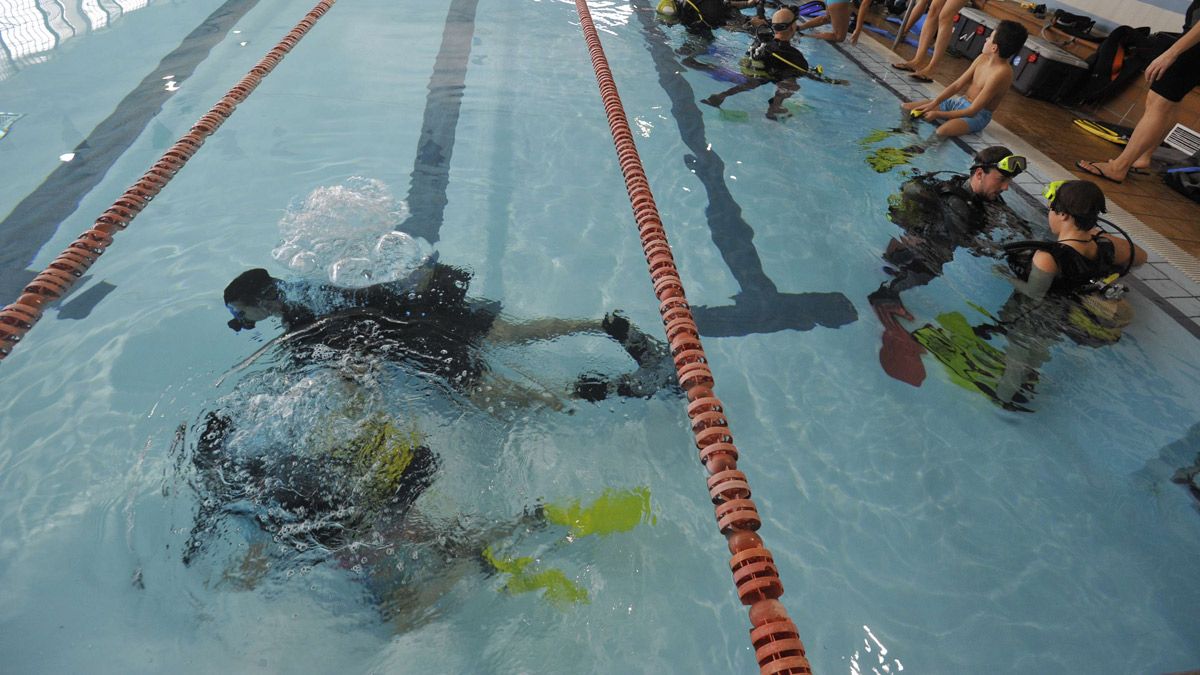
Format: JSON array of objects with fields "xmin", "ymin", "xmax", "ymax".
[
  {"xmin": 485, "ymin": 317, "xmax": 601, "ymax": 345},
  {"xmin": 933, "ymin": 117, "xmax": 972, "ymax": 138},
  {"xmin": 804, "ymin": 3, "xmax": 851, "ymax": 42},
  {"xmin": 1080, "ymin": 90, "xmax": 1179, "ymax": 182},
  {"xmin": 896, "ymin": 0, "xmax": 946, "ymax": 69},
  {"xmin": 470, "ymin": 371, "xmax": 568, "ymax": 412},
  {"xmin": 795, "ymin": 14, "xmax": 831, "ymax": 32},
  {"xmin": 895, "ymin": 0, "xmax": 930, "ymax": 47},
  {"xmin": 912, "ymin": 0, "xmax": 968, "ymax": 80},
  {"xmin": 766, "ymin": 79, "xmax": 801, "ymax": 119}
]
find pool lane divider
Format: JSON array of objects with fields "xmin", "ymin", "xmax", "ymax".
[
  {"xmin": 572, "ymin": 2, "xmax": 811, "ymax": 673},
  {"xmin": 0, "ymin": 0, "xmax": 337, "ymax": 361}
]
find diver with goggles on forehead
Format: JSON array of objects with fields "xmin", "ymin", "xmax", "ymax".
[{"xmin": 868, "ymin": 147, "xmax": 1034, "ymax": 386}]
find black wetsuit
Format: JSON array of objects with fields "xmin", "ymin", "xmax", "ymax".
[
  {"xmin": 1004, "ymin": 236, "xmax": 1120, "ymax": 296},
  {"xmin": 678, "ymin": 0, "xmax": 738, "ymax": 34},
  {"xmin": 273, "ymin": 263, "xmax": 498, "ymax": 387},
  {"xmin": 758, "ymin": 40, "xmax": 810, "ymax": 79},
  {"xmin": 184, "ymin": 412, "xmax": 440, "ymax": 564},
  {"xmin": 873, "ymin": 173, "xmax": 1026, "ymax": 302}
]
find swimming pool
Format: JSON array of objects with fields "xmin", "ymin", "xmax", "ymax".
[{"xmin": 2, "ymin": 0, "xmax": 1200, "ymax": 671}]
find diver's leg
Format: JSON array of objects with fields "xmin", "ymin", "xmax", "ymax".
[
  {"xmin": 680, "ymin": 55, "xmax": 718, "ymax": 72},
  {"xmin": 485, "ymin": 317, "xmax": 602, "ymax": 345},
  {"xmin": 766, "ymin": 79, "xmax": 801, "ymax": 119},
  {"xmin": 470, "ymin": 371, "xmax": 569, "ymax": 412},
  {"xmin": 701, "ymin": 78, "xmax": 768, "ymax": 107}
]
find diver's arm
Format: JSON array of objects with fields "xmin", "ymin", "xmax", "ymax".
[{"xmin": 1007, "ymin": 252, "xmax": 1057, "ymax": 300}]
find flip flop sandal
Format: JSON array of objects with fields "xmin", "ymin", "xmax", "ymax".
[{"xmin": 1075, "ymin": 159, "xmax": 1124, "ymax": 184}]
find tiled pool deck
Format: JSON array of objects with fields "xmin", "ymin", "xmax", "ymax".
[{"xmin": 837, "ymin": 35, "xmax": 1200, "ymax": 334}]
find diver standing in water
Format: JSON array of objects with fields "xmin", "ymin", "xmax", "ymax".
[
  {"xmin": 697, "ymin": 7, "xmax": 846, "ymax": 120},
  {"xmin": 868, "ymin": 146, "xmax": 1030, "ymax": 385},
  {"xmin": 986, "ymin": 179, "xmax": 1146, "ymax": 406}
]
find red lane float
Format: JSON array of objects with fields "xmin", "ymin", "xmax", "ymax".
[
  {"xmin": 572, "ymin": 1, "xmax": 811, "ymax": 672},
  {"xmin": 0, "ymin": 0, "xmax": 339, "ymax": 361}
]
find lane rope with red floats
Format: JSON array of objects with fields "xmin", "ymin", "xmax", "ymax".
[
  {"xmin": 0, "ymin": 0, "xmax": 338, "ymax": 361},
  {"xmin": 572, "ymin": 2, "xmax": 812, "ymax": 673}
]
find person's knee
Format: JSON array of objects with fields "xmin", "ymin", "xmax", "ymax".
[
  {"xmin": 1144, "ymin": 89, "xmax": 1178, "ymax": 115},
  {"xmin": 935, "ymin": 121, "xmax": 966, "ymax": 137}
]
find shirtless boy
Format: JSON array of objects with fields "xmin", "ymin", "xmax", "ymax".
[{"xmin": 900, "ymin": 19, "xmax": 1027, "ymax": 139}]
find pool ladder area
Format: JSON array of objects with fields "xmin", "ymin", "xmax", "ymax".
[
  {"xmin": 573, "ymin": 1, "xmax": 812, "ymax": 672},
  {"xmin": 0, "ymin": 0, "xmax": 338, "ymax": 360}
]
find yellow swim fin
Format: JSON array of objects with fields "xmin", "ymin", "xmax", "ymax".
[
  {"xmin": 543, "ymin": 487, "xmax": 654, "ymax": 538},
  {"xmin": 1073, "ymin": 119, "xmax": 1128, "ymax": 146}
]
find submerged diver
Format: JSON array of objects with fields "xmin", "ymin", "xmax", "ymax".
[
  {"xmin": 223, "ymin": 259, "xmax": 677, "ymax": 405},
  {"xmin": 868, "ymin": 146, "xmax": 1032, "ymax": 385},
  {"xmin": 696, "ymin": 7, "xmax": 847, "ymax": 120},
  {"xmin": 667, "ymin": 0, "xmax": 764, "ymax": 39},
  {"xmin": 185, "ymin": 258, "xmax": 677, "ymax": 616}
]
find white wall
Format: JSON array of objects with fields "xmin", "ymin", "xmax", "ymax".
[{"xmin": 1052, "ymin": 0, "xmax": 1190, "ymax": 33}]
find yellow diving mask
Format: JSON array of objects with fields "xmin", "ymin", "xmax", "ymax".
[
  {"xmin": 992, "ymin": 154, "xmax": 1027, "ymax": 177},
  {"xmin": 1043, "ymin": 179, "xmax": 1066, "ymax": 203}
]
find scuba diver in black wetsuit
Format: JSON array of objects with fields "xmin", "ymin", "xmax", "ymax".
[
  {"xmin": 868, "ymin": 146, "xmax": 1032, "ymax": 385},
  {"xmin": 695, "ymin": 7, "xmax": 846, "ymax": 120},
  {"xmin": 182, "ymin": 260, "xmax": 680, "ymax": 611},
  {"xmin": 980, "ymin": 179, "xmax": 1146, "ymax": 406},
  {"xmin": 222, "ymin": 260, "xmax": 677, "ymax": 406},
  {"xmin": 670, "ymin": 0, "xmax": 764, "ymax": 39}
]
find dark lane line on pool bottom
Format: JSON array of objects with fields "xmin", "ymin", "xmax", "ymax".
[
  {"xmin": 395, "ymin": 0, "xmax": 479, "ymax": 246},
  {"xmin": 632, "ymin": 1, "xmax": 857, "ymax": 338},
  {"xmin": 0, "ymin": 0, "xmax": 262, "ymax": 317}
]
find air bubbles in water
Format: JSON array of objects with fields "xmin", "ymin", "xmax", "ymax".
[{"xmin": 272, "ymin": 177, "xmax": 432, "ymax": 288}]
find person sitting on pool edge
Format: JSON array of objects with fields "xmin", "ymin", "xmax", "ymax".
[
  {"xmin": 869, "ymin": 145, "xmax": 1033, "ymax": 386},
  {"xmin": 223, "ymin": 260, "xmax": 678, "ymax": 407},
  {"xmin": 901, "ymin": 19, "xmax": 1027, "ymax": 142},
  {"xmin": 698, "ymin": 7, "xmax": 846, "ymax": 120}
]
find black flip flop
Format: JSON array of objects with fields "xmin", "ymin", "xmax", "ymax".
[
  {"xmin": 1075, "ymin": 159, "xmax": 1124, "ymax": 184},
  {"xmin": 909, "ymin": 73, "xmax": 934, "ymax": 83},
  {"xmin": 891, "ymin": 63, "xmax": 914, "ymax": 72}
]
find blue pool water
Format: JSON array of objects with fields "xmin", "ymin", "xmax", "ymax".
[{"xmin": 2, "ymin": 0, "xmax": 1200, "ymax": 672}]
